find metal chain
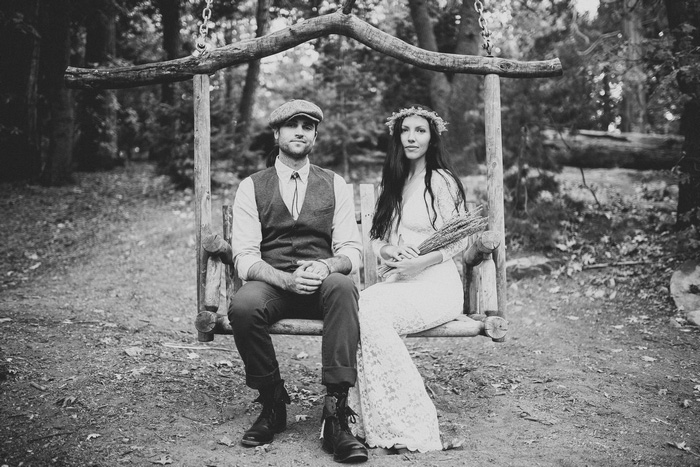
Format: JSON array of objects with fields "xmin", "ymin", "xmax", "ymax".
[
  {"xmin": 195, "ymin": 0, "xmax": 214, "ymax": 56},
  {"xmin": 473, "ymin": 0, "xmax": 493, "ymax": 56}
]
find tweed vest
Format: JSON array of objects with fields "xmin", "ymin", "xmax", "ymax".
[{"xmin": 251, "ymin": 164, "xmax": 335, "ymax": 273}]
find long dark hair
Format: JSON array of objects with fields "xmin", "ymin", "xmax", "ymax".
[{"xmin": 370, "ymin": 105, "xmax": 467, "ymax": 241}]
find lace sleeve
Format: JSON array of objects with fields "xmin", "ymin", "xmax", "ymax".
[
  {"xmin": 433, "ymin": 171, "xmax": 471, "ymax": 262},
  {"xmin": 371, "ymin": 237, "xmax": 390, "ymax": 259}
]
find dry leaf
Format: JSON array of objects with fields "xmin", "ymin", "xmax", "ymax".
[
  {"xmin": 151, "ymin": 455, "xmax": 173, "ymax": 465},
  {"xmin": 443, "ymin": 438, "xmax": 465, "ymax": 450},
  {"xmin": 56, "ymin": 396, "xmax": 77, "ymax": 408},
  {"xmin": 642, "ymin": 356, "xmax": 657, "ymax": 362},
  {"xmin": 295, "ymin": 414, "xmax": 309, "ymax": 422},
  {"xmin": 682, "ymin": 399, "xmax": 691, "ymax": 408},
  {"xmin": 124, "ymin": 347, "xmax": 143, "ymax": 357},
  {"xmin": 255, "ymin": 444, "xmax": 271, "ymax": 454},
  {"xmin": 667, "ymin": 441, "xmax": 690, "ymax": 452},
  {"xmin": 218, "ymin": 436, "xmax": 234, "ymax": 447},
  {"xmin": 86, "ymin": 433, "xmax": 101, "ymax": 441}
]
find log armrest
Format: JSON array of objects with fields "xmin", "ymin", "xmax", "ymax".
[{"xmin": 463, "ymin": 230, "xmax": 500, "ymax": 267}]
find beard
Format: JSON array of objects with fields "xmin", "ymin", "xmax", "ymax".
[{"xmin": 278, "ymin": 140, "xmax": 313, "ymax": 160}]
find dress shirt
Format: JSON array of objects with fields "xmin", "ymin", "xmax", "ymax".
[{"xmin": 232, "ymin": 157, "xmax": 363, "ymax": 280}]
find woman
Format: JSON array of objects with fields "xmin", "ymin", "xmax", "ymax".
[{"xmin": 347, "ymin": 105, "xmax": 470, "ymax": 452}]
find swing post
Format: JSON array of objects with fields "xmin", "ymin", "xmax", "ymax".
[
  {"xmin": 484, "ymin": 73, "xmax": 507, "ymax": 324},
  {"xmin": 194, "ymin": 73, "xmax": 214, "ymax": 342}
]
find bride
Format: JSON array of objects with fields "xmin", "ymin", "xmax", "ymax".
[{"xmin": 348, "ymin": 105, "xmax": 470, "ymax": 452}]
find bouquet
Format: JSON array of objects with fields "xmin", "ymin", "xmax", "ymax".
[{"xmin": 377, "ymin": 207, "xmax": 488, "ymax": 277}]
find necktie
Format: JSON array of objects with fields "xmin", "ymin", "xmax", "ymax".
[{"xmin": 291, "ymin": 171, "xmax": 300, "ymax": 219}]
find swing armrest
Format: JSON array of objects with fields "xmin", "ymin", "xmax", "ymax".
[{"xmin": 202, "ymin": 227, "xmax": 234, "ymax": 266}]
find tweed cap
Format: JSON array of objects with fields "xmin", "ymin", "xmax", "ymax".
[{"xmin": 269, "ymin": 99, "xmax": 324, "ymax": 128}]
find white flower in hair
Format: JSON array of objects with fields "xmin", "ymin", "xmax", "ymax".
[{"xmin": 385, "ymin": 107, "xmax": 449, "ymax": 135}]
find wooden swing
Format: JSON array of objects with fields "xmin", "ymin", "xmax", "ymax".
[{"xmin": 65, "ymin": 0, "xmax": 562, "ymax": 343}]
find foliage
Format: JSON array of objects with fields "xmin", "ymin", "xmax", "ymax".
[{"xmin": 5, "ymin": 0, "xmax": 699, "ymax": 231}]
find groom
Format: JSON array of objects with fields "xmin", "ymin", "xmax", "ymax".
[{"xmin": 228, "ymin": 99, "xmax": 368, "ymax": 463}]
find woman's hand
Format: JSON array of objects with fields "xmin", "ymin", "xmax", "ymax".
[
  {"xmin": 382, "ymin": 256, "xmax": 429, "ymax": 278},
  {"xmin": 380, "ymin": 250, "xmax": 443, "ymax": 279},
  {"xmin": 380, "ymin": 244, "xmax": 420, "ymax": 261}
]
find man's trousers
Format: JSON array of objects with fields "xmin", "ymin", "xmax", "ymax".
[{"xmin": 228, "ymin": 273, "xmax": 360, "ymax": 389}]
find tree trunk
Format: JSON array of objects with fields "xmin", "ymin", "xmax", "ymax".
[
  {"xmin": 407, "ymin": 0, "xmax": 479, "ymax": 170},
  {"xmin": 621, "ymin": 0, "xmax": 646, "ymax": 132},
  {"xmin": 149, "ymin": 0, "xmax": 181, "ymax": 166},
  {"xmin": 0, "ymin": 0, "xmax": 42, "ymax": 182},
  {"xmin": 39, "ymin": 0, "xmax": 74, "ymax": 185},
  {"xmin": 677, "ymin": 98, "xmax": 700, "ymax": 227},
  {"xmin": 159, "ymin": 0, "xmax": 181, "ymax": 106},
  {"xmin": 407, "ymin": 0, "xmax": 452, "ymax": 119},
  {"xmin": 74, "ymin": 0, "xmax": 119, "ymax": 171},
  {"xmin": 664, "ymin": 0, "xmax": 700, "ymax": 227},
  {"xmin": 235, "ymin": 0, "xmax": 272, "ymax": 146},
  {"xmin": 447, "ymin": 0, "xmax": 480, "ymax": 172}
]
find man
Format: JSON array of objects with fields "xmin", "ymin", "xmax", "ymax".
[{"xmin": 229, "ymin": 99, "xmax": 368, "ymax": 463}]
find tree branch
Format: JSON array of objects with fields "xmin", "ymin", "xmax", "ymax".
[{"xmin": 65, "ymin": 11, "xmax": 562, "ymax": 90}]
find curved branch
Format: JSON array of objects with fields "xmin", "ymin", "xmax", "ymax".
[{"xmin": 65, "ymin": 11, "xmax": 563, "ymax": 90}]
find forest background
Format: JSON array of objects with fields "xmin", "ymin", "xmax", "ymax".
[{"xmin": 1, "ymin": 0, "xmax": 699, "ymax": 231}]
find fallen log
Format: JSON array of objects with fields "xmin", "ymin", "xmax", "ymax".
[{"xmin": 543, "ymin": 129, "xmax": 684, "ymax": 170}]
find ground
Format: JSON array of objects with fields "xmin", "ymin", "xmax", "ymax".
[{"xmin": 1, "ymin": 164, "xmax": 699, "ymax": 467}]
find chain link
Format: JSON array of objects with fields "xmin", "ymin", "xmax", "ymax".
[
  {"xmin": 195, "ymin": 0, "xmax": 214, "ymax": 55},
  {"xmin": 473, "ymin": 0, "xmax": 493, "ymax": 56}
]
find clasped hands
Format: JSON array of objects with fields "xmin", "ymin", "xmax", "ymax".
[
  {"xmin": 380, "ymin": 244, "xmax": 424, "ymax": 277},
  {"xmin": 288, "ymin": 260, "xmax": 331, "ymax": 295}
]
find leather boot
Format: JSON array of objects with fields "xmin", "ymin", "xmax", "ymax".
[
  {"xmin": 241, "ymin": 380, "xmax": 290, "ymax": 446},
  {"xmin": 321, "ymin": 392, "xmax": 369, "ymax": 463}
]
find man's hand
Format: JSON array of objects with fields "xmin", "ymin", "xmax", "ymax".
[{"xmin": 289, "ymin": 261, "xmax": 324, "ymax": 294}]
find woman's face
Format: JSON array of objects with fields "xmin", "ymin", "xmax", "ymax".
[{"xmin": 400, "ymin": 115, "xmax": 431, "ymax": 162}]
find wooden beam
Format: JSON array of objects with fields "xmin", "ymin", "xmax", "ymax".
[
  {"xmin": 194, "ymin": 74, "xmax": 213, "ymax": 343},
  {"xmin": 359, "ymin": 184, "xmax": 378, "ymax": 287},
  {"xmin": 484, "ymin": 73, "xmax": 507, "ymax": 324},
  {"xmin": 195, "ymin": 312, "xmax": 493, "ymax": 338},
  {"xmin": 204, "ymin": 257, "xmax": 222, "ymax": 311},
  {"xmin": 65, "ymin": 11, "xmax": 563, "ymax": 89}
]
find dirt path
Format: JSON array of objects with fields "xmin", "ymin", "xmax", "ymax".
[{"xmin": 1, "ymin": 165, "xmax": 698, "ymax": 467}]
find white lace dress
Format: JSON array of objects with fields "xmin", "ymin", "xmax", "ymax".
[{"xmin": 347, "ymin": 170, "xmax": 471, "ymax": 452}]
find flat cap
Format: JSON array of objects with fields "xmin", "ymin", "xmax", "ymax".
[{"xmin": 269, "ymin": 99, "xmax": 324, "ymax": 128}]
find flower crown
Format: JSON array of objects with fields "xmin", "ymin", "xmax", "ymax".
[{"xmin": 385, "ymin": 107, "xmax": 448, "ymax": 135}]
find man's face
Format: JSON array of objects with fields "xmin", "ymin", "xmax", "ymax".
[{"xmin": 274, "ymin": 116, "xmax": 318, "ymax": 160}]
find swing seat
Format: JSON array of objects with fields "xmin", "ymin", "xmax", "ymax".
[{"xmin": 195, "ymin": 183, "xmax": 508, "ymax": 342}]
